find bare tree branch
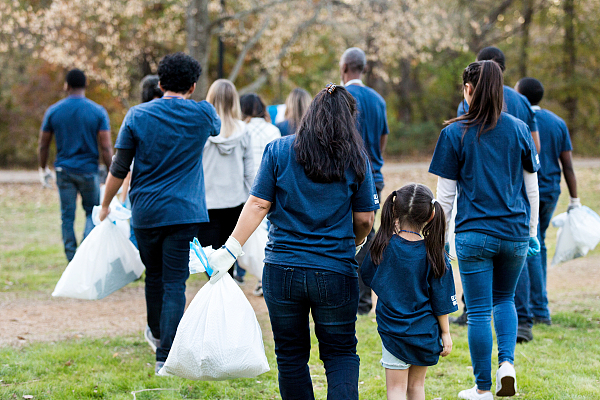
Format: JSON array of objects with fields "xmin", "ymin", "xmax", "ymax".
[
  {"xmin": 228, "ymin": 16, "xmax": 271, "ymax": 83},
  {"xmin": 238, "ymin": 2, "xmax": 323, "ymax": 94},
  {"xmin": 209, "ymin": 0, "xmax": 291, "ymax": 31}
]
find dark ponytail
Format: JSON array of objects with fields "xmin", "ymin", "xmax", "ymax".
[
  {"xmin": 445, "ymin": 60, "xmax": 504, "ymax": 138},
  {"xmin": 370, "ymin": 183, "xmax": 448, "ymax": 278},
  {"xmin": 370, "ymin": 191, "xmax": 399, "ymax": 265},
  {"xmin": 423, "ymin": 200, "xmax": 447, "ymax": 279}
]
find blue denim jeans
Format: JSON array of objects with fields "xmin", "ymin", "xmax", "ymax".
[
  {"xmin": 455, "ymin": 232, "xmax": 528, "ymax": 391},
  {"xmin": 56, "ymin": 169, "xmax": 100, "ymax": 261},
  {"xmin": 263, "ymin": 263, "xmax": 360, "ymax": 400},
  {"xmin": 515, "ymin": 195, "xmax": 558, "ymax": 325},
  {"xmin": 134, "ymin": 223, "xmax": 199, "ymax": 362}
]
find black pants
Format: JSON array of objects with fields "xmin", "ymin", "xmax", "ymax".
[
  {"xmin": 355, "ymin": 183, "xmax": 383, "ymax": 315},
  {"xmin": 197, "ymin": 204, "xmax": 244, "ymax": 276},
  {"xmin": 134, "ymin": 223, "xmax": 200, "ymax": 362}
]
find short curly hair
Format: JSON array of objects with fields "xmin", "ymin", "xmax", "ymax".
[{"xmin": 157, "ymin": 52, "xmax": 202, "ymax": 94}]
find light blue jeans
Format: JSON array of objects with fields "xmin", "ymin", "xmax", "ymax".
[{"xmin": 455, "ymin": 231, "xmax": 528, "ymax": 391}]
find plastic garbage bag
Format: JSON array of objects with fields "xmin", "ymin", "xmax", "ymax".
[
  {"xmin": 551, "ymin": 206, "xmax": 600, "ymax": 266},
  {"xmin": 237, "ymin": 219, "xmax": 268, "ymax": 279},
  {"xmin": 52, "ymin": 219, "xmax": 145, "ymax": 300},
  {"xmin": 189, "ymin": 238, "xmax": 215, "ymax": 275},
  {"xmin": 158, "ymin": 241, "xmax": 270, "ymax": 380},
  {"xmin": 91, "ymin": 199, "xmax": 131, "ymax": 239}
]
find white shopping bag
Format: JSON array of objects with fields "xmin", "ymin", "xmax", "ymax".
[
  {"xmin": 237, "ymin": 219, "xmax": 268, "ymax": 279},
  {"xmin": 159, "ymin": 272, "xmax": 270, "ymax": 380},
  {"xmin": 52, "ymin": 218, "xmax": 145, "ymax": 300},
  {"xmin": 551, "ymin": 206, "xmax": 600, "ymax": 266}
]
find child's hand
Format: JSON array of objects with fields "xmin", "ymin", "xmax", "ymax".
[{"xmin": 440, "ymin": 332, "xmax": 452, "ymax": 357}]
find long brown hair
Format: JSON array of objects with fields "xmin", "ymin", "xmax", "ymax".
[
  {"xmin": 370, "ymin": 183, "xmax": 448, "ymax": 278},
  {"xmin": 284, "ymin": 88, "xmax": 312, "ymax": 134},
  {"xmin": 445, "ymin": 60, "xmax": 504, "ymax": 137},
  {"xmin": 294, "ymin": 85, "xmax": 366, "ymax": 183}
]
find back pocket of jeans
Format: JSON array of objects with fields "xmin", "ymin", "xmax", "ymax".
[
  {"xmin": 315, "ymin": 272, "xmax": 351, "ymax": 306},
  {"xmin": 263, "ymin": 264, "xmax": 294, "ymax": 301},
  {"xmin": 513, "ymin": 241, "xmax": 528, "ymax": 257},
  {"xmin": 455, "ymin": 233, "xmax": 486, "ymax": 259}
]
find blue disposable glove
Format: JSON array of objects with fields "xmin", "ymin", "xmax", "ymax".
[{"xmin": 527, "ymin": 236, "xmax": 540, "ymax": 257}]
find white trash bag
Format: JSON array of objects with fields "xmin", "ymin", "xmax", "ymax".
[
  {"xmin": 237, "ymin": 219, "xmax": 268, "ymax": 279},
  {"xmin": 52, "ymin": 208, "xmax": 145, "ymax": 300},
  {"xmin": 158, "ymin": 239, "xmax": 270, "ymax": 380},
  {"xmin": 551, "ymin": 206, "xmax": 600, "ymax": 266}
]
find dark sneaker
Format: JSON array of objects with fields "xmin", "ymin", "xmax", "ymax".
[
  {"xmin": 144, "ymin": 326, "xmax": 160, "ymax": 353},
  {"xmin": 533, "ymin": 317, "xmax": 552, "ymax": 326},
  {"xmin": 233, "ymin": 274, "xmax": 245, "ymax": 286},
  {"xmin": 450, "ymin": 312, "xmax": 468, "ymax": 326},
  {"xmin": 155, "ymin": 361, "xmax": 165, "ymax": 375},
  {"xmin": 253, "ymin": 283, "xmax": 263, "ymax": 296},
  {"xmin": 516, "ymin": 324, "xmax": 533, "ymax": 343}
]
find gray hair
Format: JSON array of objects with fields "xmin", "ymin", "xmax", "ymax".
[{"xmin": 340, "ymin": 47, "xmax": 366, "ymax": 73}]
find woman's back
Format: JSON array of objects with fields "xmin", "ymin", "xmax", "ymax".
[
  {"xmin": 245, "ymin": 117, "xmax": 281, "ymax": 176},
  {"xmin": 429, "ymin": 112, "xmax": 539, "ymax": 241},
  {"xmin": 250, "ymin": 135, "xmax": 378, "ymax": 275}
]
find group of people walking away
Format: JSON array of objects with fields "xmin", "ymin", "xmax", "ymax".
[{"xmin": 38, "ymin": 43, "xmax": 578, "ymax": 400}]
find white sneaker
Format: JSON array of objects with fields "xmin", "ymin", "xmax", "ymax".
[
  {"xmin": 144, "ymin": 326, "xmax": 160, "ymax": 353},
  {"xmin": 496, "ymin": 362, "xmax": 517, "ymax": 396},
  {"xmin": 458, "ymin": 386, "xmax": 493, "ymax": 400}
]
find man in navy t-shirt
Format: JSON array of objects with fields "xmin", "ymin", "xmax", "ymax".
[
  {"xmin": 514, "ymin": 77, "xmax": 580, "ymax": 342},
  {"xmin": 38, "ymin": 69, "xmax": 113, "ymax": 261},
  {"xmin": 99, "ymin": 53, "xmax": 220, "ymax": 374},
  {"xmin": 451, "ymin": 47, "xmax": 541, "ymax": 326},
  {"xmin": 340, "ymin": 47, "xmax": 389, "ymax": 315}
]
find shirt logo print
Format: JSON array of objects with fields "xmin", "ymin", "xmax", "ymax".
[
  {"xmin": 374, "ymin": 194, "xmax": 379, "ymax": 205},
  {"xmin": 535, "ymin": 154, "xmax": 540, "ymax": 165},
  {"xmin": 451, "ymin": 295, "xmax": 457, "ymax": 306}
]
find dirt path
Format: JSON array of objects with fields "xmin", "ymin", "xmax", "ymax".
[{"xmin": 2, "ymin": 254, "xmax": 598, "ymax": 347}]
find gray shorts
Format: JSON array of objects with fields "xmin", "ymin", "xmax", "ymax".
[{"xmin": 380, "ymin": 343, "xmax": 411, "ymax": 370}]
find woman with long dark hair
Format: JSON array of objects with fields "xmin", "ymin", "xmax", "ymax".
[
  {"xmin": 206, "ymin": 84, "xmax": 379, "ymax": 400},
  {"xmin": 429, "ymin": 61, "xmax": 541, "ymax": 399}
]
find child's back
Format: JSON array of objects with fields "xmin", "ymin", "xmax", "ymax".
[{"xmin": 361, "ymin": 235, "xmax": 458, "ymax": 367}]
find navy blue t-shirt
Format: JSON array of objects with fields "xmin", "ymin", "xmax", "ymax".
[
  {"xmin": 533, "ymin": 107, "xmax": 573, "ymax": 200},
  {"xmin": 361, "ymin": 236, "xmax": 458, "ymax": 366},
  {"xmin": 429, "ymin": 113, "xmax": 540, "ymax": 241},
  {"xmin": 115, "ymin": 98, "xmax": 221, "ymax": 229},
  {"xmin": 276, "ymin": 120, "xmax": 293, "ymax": 137},
  {"xmin": 457, "ymin": 86, "xmax": 538, "ymax": 134},
  {"xmin": 41, "ymin": 95, "xmax": 111, "ymax": 174},
  {"xmin": 346, "ymin": 84, "xmax": 389, "ymax": 184},
  {"xmin": 250, "ymin": 135, "xmax": 380, "ymax": 277}
]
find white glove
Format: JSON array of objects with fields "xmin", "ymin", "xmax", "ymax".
[
  {"xmin": 355, "ymin": 237, "xmax": 367, "ymax": 255},
  {"xmin": 207, "ymin": 236, "xmax": 244, "ymax": 284},
  {"xmin": 567, "ymin": 197, "xmax": 581, "ymax": 212},
  {"xmin": 38, "ymin": 167, "xmax": 53, "ymax": 188}
]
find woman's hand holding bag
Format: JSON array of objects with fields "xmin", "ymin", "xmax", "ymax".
[{"xmin": 208, "ymin": 236, "xmax": 244, "ymax": 284}]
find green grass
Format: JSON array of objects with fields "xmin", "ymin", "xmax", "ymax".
[
  {"xmin": 2, "ymin": 314, "xmax": 600, "ymax": 399},
  {"xmin": 1, "ymin": 162, "xmax": 600, "ymax": 399}
]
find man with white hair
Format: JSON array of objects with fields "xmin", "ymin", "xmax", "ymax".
[{"xmin": 340, "ymin": 47, "xmax": 389, "ymax": 315}]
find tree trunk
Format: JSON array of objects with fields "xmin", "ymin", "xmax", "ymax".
[
  {"xmin": 563, "ymin": 0, "xmax": 577, "ymax": 136},
  {"xmin": 187, "ymin": 0, "xmax": 212, "ymax": 99},
  {"xmin": 519, "ymin": 0, "xmax": 534, "ymax": 77}
]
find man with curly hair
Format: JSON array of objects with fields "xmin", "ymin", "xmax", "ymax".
[{"xmin": 99, "ymin": 52, "xmax": 221, "ymax": 374}]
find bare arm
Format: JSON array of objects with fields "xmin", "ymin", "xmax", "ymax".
[
  {"xmin": 120, "ymin": 172, "xmax": 131, "ymax": 204},
  {"xmin": 353, "ymin": 211, "xmax": 374, "ymax": 245},
  {"xmin": 380, "ymin": 134, "xmax": 388, "ymax": 154},
  {"xmin": 559, "ymin": 150, "xmax": 578, "ymax": 198},
  {"xmin": 98, "ymin": 129, "xmax": 113, "ymax": 168},
  {"xmin": 436, "ymin": 314, "xmax": 452, "ymax": 356},
  {"xmin": 531, "ymin": 130, "xmax": 541, "ymax": 154},
  {"xmin": 230, "ymin": 195, "xmax": 271, "ymax": 246},
  {"xmin": 38, "ymin": 130, "xmax": 53, "ymax": 168},
  {"xmin": 99, "ymin": 172, "xmax": 124, "ymax": 221}
]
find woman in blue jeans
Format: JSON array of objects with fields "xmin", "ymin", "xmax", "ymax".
[
  {"xmin": 207, "ymin": 83, "xmax": 379, "ymax": 400},
  {"xmin": 429, "ymin": 61, "xmax": 541, "ymax": 399}
]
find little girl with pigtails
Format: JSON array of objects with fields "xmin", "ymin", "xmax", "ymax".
[{"xmin": 360, "ymin": 183, "xmax": 458, "ymax": 400}]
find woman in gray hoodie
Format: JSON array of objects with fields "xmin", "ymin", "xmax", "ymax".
[{"xmin": 198, "ymin": 79, "xmax": 254, "ymax": 277}]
